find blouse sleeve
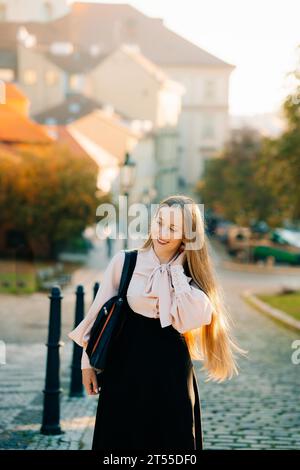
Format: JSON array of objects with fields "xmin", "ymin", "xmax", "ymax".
[
  {"xmin": 169, "ymin": 264, "xmax": 214, "ymax": 334},
  {"xmin": 67, "ymin": 249, "xmax": 125, "ymax": 369}
]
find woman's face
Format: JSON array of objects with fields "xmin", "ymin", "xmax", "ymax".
[{"xmin": 150, "ymin": 205, "xmax": 184, "ymax": 257}]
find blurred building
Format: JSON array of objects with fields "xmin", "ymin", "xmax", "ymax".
[
  {"xmin": 43, "ymin": 124, "xmax": 90, "ymax": 157},
  {"xmin": 0, "ymin": 82, "xmax": 52, "ymax": 145},
  {"xmin": 34, "ymin": 93, "xmax": 104, "ymax": 125},
  {"xmin": 0, "ymin": 0, "xmax": 70, "ymax": 23},
  {"xmin": 84, "ymin": 44, "xmax": 184, "ymax": 201},
  {"xmin": 0, "ymin": 1, "xmax": 235, "ymax": 197},
  {"xmin": 86, "ymin": 45, "xmax": 185, "ymax": 129},
  {"xmin": 67, "ymin": 107, "xmax": 142, "ymax": 198},
  {"xmin": 67, "ymin": 107, "xmax": 159, "ymax": 205}
]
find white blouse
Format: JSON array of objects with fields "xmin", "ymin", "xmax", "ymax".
[{"xmin": 68, "ymin": 245, "xmax": 214, "ymax": 369}]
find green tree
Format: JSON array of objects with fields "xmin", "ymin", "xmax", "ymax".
[
  {"xmin": 0, "ymin": 143, "xmax": 103, "ymax": 259},
  {"xmin": 256, "ymin": 56, "xmax": 300, "ymax": 224},
  {"xmin": 199, "ymin": 127, "xmax": 272, "ymax": 225},
  {"xmin": 198, "ymin": 46, "xmax": 300, "ymax": 227}
]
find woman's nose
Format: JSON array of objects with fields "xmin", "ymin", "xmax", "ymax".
[{"xmin": 159, "ymin": 226, "xmax": 170, "ymax": 240}]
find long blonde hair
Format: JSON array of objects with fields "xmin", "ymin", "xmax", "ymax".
[{"xmin": 140, "ymin": 194, "xmax": 248, "ymax": 383}]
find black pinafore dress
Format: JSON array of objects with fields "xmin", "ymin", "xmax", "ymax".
[{"xmin": 91, "ymin": 250, "xmax": 204, "ymax": 451}]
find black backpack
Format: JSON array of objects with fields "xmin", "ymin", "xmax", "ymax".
[{"xmin": 85, "ymin": 249, "xmax": 138, "ymax": 372}]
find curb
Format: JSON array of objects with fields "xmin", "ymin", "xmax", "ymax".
[
  {"xmin": 222, "ymin": 260, "xmax": 300, "ymax": 275},
  {"xmin": 242, "ymin": 289, "xmax": 300, "ymax": 332}
]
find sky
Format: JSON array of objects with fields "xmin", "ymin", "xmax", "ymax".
[{"xmin": 77, "ymin": 0, "xmax": 300, "ymax": 116}]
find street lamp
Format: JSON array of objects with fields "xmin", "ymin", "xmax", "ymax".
[{"xmin": 119, "ymin": 152, "xmax": 136, "ymax": 249}]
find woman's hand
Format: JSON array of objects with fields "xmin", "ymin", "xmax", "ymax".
[
  {"xmin": 82, "ymin": 368, "xmax": 100, "ymax": 395},
  {"xmin": 172, "ymin": 245, "xmax": 186, "ymax": 266}
]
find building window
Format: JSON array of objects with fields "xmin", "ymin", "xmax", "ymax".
[
  {"xmin": 89, "ymin": 44, "xmax": 103, "ymax": 57},
  {"xmin": 43, "ymin": 1, "xmax": 53, "ymax": 20},
  {"xmin": 45, "ymin": 117, "xmax": 58, "ymax": 126},
  {"xmin": 45, "ymin": 70, "xmax": 58, "ymax": 86},
  {"xmin": 0, "ymin": 4, "xmax": 6, "ymax": 21},
  {"xmin": 123, "ymin": 17, "xmax": 138, "ymax": 43},
  {"xmin": 23, "ymin": 69, "xmax": 37, "ymax": 85},
  {"xmin": 203, "ymin": 79, "xmax": 216, "ymax": 101},
  {"xmin": 69, "ymin": 74, "xmax": 84, "ymax": 92},
  {"xmin": 203, "ymin": 157, "xmax": 209, "ymax": 172},
  {"xmin": 69, "ymin": 102, "xmax": 81, "ymax": 114},
  {"xmin": 50, "ymin": 42, "xmax": 74, "ymax": 56},
  {"xmin": 201, "ymin": 114, "xmax": 215, "ymax": 139},
  {"xmin": 0, "ymin": 69, "xmax": 14, "ymax": 81}
]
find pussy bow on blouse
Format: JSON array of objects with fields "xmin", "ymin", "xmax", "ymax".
[
  {"xmin": 142, "ymin": 247, "xmax": 194, "ymax": 328},
  {"xmin": 68, "ymin": 245, "xmax": 214, "ymax": 369}
]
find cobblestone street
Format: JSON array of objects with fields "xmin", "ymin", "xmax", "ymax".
[
  {"xmin": 199, "ymin": 287, "xmax": 300, "ymax": 449},
  {"xmin": 0, "ymin": 342, "xmax": 97, "ymax": 450},
  {"xmin": 0, "ymin": 239, "xmax": 299, "ymax": 450}
]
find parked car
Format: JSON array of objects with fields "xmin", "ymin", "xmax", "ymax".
[
  {"xmin": 270, "ymin": 228, "xmax": 300, "ymax": 248},
  {"xmin": 250, "ymin": 220, "xmax": 269, "ymax": 234},
  {"xmin": 251, "ymin": 244, "xmax": 300, "ymax": 265},
  {"xmin": 251, "ymin": 228, "xmax": 300, "ymax": 265}
]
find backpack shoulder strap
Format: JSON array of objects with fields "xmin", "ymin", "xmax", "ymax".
[{"xmin": 117, "ymin": 249, "xmax": 138, "ymax": 298}]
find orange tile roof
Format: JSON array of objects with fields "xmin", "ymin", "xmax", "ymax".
[
  {"xmin": 4, "ymin": 82, "xmax": 28, "ymax": 103},
  {"xmin": 0, "ymin": 105, "xmax": 53, "ymax": 144}
]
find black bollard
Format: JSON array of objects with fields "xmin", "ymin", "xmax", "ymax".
[
  {"xmin": 41, "ymin": 286, "xmax": 64, "ymax": 435},
  {"xmin": 70, "ymin": 285, "xmax": 85, "ymax": 397},
  {"xmin": 93, "ymin": 281, "xmax": 100, "ymax": 300}
]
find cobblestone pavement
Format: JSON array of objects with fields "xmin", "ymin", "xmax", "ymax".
[
  {"xmin": 0, "ymin": 238, "xmax": 110, "ymax": 450},
  {"xmin": 0, "ymin": 341, "xmax": 98, "ymax": 450},
  {"xmin": 0, "ymin": 238, "xmax": 299, "ymax": 449}
]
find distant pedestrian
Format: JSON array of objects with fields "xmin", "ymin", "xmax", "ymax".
[
  {"xmin": 105, "ymin": 235, "xmax": 113, "ymax": 258},
  {"xmin": 102, "ymin": 224, "xmax": 114, "ymax": 258}
]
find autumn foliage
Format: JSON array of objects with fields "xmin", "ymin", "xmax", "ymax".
[{"xmin": 0, "ymin": 143, "xmax": 100, "ymax": 259}]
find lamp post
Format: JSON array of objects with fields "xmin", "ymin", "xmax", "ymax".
[{"xmin": 119, "ymin": 152, "xmax": 136, "ymax": 250}]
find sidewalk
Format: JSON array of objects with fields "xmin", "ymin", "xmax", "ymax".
[
  {"xmin": 0, "ymin": 340, "xmax": 99, "ymax": 450},
  {"xmin": 0, "ymin": 236, "xmax": 142, "ymax": 450},
  {"xmin": 0, "ymin": 238, "xmax": 116, "ymax": 450}
]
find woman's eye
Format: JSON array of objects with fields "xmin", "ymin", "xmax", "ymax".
[
  {"xmin": 160, "ymin": 222, "xmax": 175, "ymax": 231},
  {"xmin": 156, "ymin": 218, "xmax": 175, "ymax": 232}
]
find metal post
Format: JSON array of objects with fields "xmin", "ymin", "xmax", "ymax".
[
  {"xmin": 124, "ymin": 191, "xmax": 128, "ymax": 250},
  {"xmin": 93, "ymin": 282, "xmax": 100, "ymax": 300},
  {"xmin": 41, "ymin": 286, "xmax": 64, "ymax": 435},
  {"xmin": 70, "ymin": 285, "xmax": 85, "ymax": 397}
]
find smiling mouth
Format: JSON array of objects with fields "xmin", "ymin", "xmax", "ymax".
[{"xmin": 157, "ymin": 238, "xmax": 169, "ymax": 245}]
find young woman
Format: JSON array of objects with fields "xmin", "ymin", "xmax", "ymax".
[{"xmin": 68, "ymin": 195, "xmax": 247, "ymax": 451}]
